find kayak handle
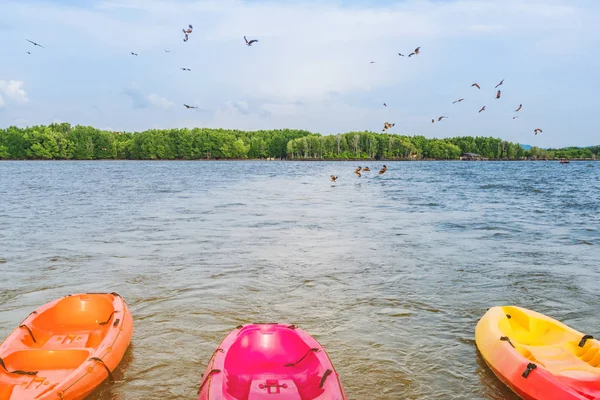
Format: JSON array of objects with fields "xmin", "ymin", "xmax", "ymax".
[
  {"xmin": 19, "ymin": 324, "xmax": 37, "ymax": 344},
  {"xmin": 198, "ymin": 369, "xmax": 221, "ymax": 394},
  {"xmin": 319, "ymin": 369, "xmax": 333, "ymax": 388},
  {"xmin": 99, "ymin": 311, "xmax": 117, "ymax": 326},
  {"xmin": 0, "ymin": 357, "xmax": 38, "ymax": 376},
  {"xmin": 522, "ymin": 363, "xmax": 537, "ymax": 378},
  {"xmin": 284, "ymin": 348, "xmax": 320, "ymax": 367},
  {"xmin": 579, "ymin": 335, "xmax": 594, "ymax": 347},
  {"xmin": 89, "ymin": 357, "xmax": 115, "ymax": 383},
  {"xmin": 500, "ymin": 336, "xmax": 515, "ymax": 348}
]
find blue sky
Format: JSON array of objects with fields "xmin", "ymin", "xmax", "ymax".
[{"xmin": 0, "ymin": 0, "xmax": 598, "ymax": 147}]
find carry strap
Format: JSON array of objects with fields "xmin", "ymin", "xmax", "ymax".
[
  {"xmin": 89, "ymin": 357, "xmax": 115, "ymax": 383},
  {"xmin": 0, "ymin": 357, "xmax": 37, "ymax": 376}
]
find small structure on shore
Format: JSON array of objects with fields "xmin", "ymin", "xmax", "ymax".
[{"xmin": 460, "ymin": 152, "xmax": 481, "ymax": 161}]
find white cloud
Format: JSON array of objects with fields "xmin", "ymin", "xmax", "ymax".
[
  {"xmin": 123, "ymin": 86, "xmax": 173, "ymax": 109},
  {"xmin": 147, "ymin": 93, "xmax": 174, "ymax": 109},
  {"xmin": 0, "ymin": 80, "xmax": 28, "ymax": 108}
]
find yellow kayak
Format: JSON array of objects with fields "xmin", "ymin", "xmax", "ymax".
[{"xmin": 476, "ymin": 306, "xmax": 600, "ymax": 400}]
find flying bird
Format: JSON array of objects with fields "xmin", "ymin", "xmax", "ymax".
[
  {"xmin": 398, "ymin": 53, "xmax": 405, "ymax": 57},
  {"xmin": 438, "ymin": 116, "xmax": 448, "ymax": 121},
  {"xmin": 379, "ymin": 165, "xmax": 387, "ymax": 175},
  {"xmin": 244, "ymin": 36, "xmax": 259, "ymax": 46},
  {"xmin": 431, "ymin": 119, "xmax": 435, "ymax": 123},
  {"xmin": 496, "ymin": 90, "xmax": 501, "ymax": 99},
  {"xmin": 479, "ymin": 106, "xmax": 486, "ymax": 113},
  {"xmin": 534, "ymin": 128, "xmax": 542, "ymax": 135},
  {"xmin": 26, "ymin": 39, "xmax": 45, "ymax": 48},
  {"xmin": 330, "ymin": 175, "xmax": 338, "ymax": 182},
  {"xmin": 408, "ymin": 47, "xmax": 420, "ymax": 57},
  {"xmin": 183, "ymin": 104, "xmax": 198, "ymax": 109},
  {"xmin": 453, "ymin": 98, "xmax": 464, "ymax": 104},
  {"xmin": 495, "ymin": 79, "xmax": 504, "ymax": 89},
  {"xmin": 164, "ymin": 49, "xmax": 171, "ymax": 53},
  {"xmin": 383, "ymin": 103, "xmax": 387, "ymax": 107},
  {"xmin": 130, "ymin": 52, "xmax": 138, "ymax": 56},
  {"xmin": 362, "ymin": 167, "xmax": 370, "ymax": 172},
  {"xmin": 515, "ymin": 104, "xmax": 522, "ymax": 112},
  {"xmin": 471, "ymin": 83, "xmax": 481, "ymax": 89},
  {"xmin": 370, "ymin": 61, "xmax": 376, "ymax": 64},
  {"xmin": 26, "ymin": 51, "xmax": 31, "ymax": 55},
  {"xmin": 382, "ymin": 122, "xmax": 395, "ymax": 132},
  {"xmin": 354, "ymin": 168, "xmax": 362, "ymax": 178},
  {"xmin": 182, "ymin": 25, "xmax": 193, "ymax": 42},
  {"xmin": 180, "ymin": 68, "xmax": 191, "ymax": 71},
  {"xmin": 513, "ymin": 116, "xmax": 519, "ymax": 119}
]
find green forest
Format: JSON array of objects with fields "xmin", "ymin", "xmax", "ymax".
[{"xmin": 0, "ymin": 123, "xmax": 598, "ymax": 161}]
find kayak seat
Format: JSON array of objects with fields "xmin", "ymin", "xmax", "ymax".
[
  {"xmin": 223, "ymin": 326, "xmax": 327, "ymax": 400},
  {"xmin": 22, "ymin": 295, "xmax": 115, "ymax": 349},
  {"xmin": 522, "ymin": 344, "xmax": 600, "ymax": 378},
  {"xmin": 2, "ymin": 349, "xmax": 90, "ymax": 370},
  {"xmin": 573, "ymin": 340, "xmax": 600, "ymax": 368}
]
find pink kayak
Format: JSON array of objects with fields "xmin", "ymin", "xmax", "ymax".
[{"xmin": 197, "ymin": 324, "xmax": 348, "ymax": 400}]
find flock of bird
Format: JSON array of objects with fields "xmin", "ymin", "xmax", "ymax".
[
  {"xmin": 330, "ymin": 165, "xmax": 386, "ymax": 182},
  {"xmin": 23, "ymin": 28, "xmax": 544, "ymax": 152},
  {"xmin": 23, "ymin": 25, "xmax": 259, "ymax": 110},
  {"xmin": 380, "ymin": 49, "xmax": 543, "ymax": 136}
]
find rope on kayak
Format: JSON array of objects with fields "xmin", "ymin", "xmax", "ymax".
[
  {"xmin": 89, "ymin": 357, "xmax": 115, "ymax": 383},
  {"xmin": 286, "ymin": 325, "xmax": 297, "ymax": 330},
  {"xmin": 284, "ymin": 348, "xmax": 320, "ymax": 367},
  {"xmin": 579, "ymin": 335, "xmax": 594, "ymax": 347},
  {"xmin": 209, "ymin": 348, "xmax": 224, "ymax": 361},
  {"xmin": 318, "ymin": 369, "xmax": 333, "ymax": 388},
  {"xmin": 99, "ymin": 311, "xmax": 117, "ymax": 326},
  {"xmin": 500, "ymin": 336, "xmax": 515, "ymax": 348},
  {"xmin": 197, "ymin": 369, "xmax": 221, "ymax": 394},
  {"xmin": 0, "ymin": 357, "xmax": 37, "ymax": 376},
  {"xmin": 19, "ymin": 324, "xmax": 37, "ymax": 344},
  {"xmin": 113, "ymin": 318, "xmax": 121, "ymax": 327},
  {"xmin": 521, "ymin": 363, "xmax": 537, "ymax": 378}
]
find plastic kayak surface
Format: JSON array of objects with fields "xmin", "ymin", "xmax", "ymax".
[
  {"xmin": 198, "ymin": 323, "xmax": 348, "ymax": 400},
  {"xmin": 476, "ymin": 305, "xmax": 600, "ymax": 400},
  {"xmin": 0, "ymin": 292, "xmax": 133, "ymax": 400}
]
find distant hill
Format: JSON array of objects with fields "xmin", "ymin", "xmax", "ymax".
[{"xmin": 520, "ymin": 144, "xmax": 532, "ymax": 150}]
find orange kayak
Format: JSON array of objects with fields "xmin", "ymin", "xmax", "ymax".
[
  {"xmin": 476, "ymin": 306, "xmax": 600, "ymax": 400},
  {"xmin": 0, "ymin": 292, "xmax": 133, "ymax": 400}
]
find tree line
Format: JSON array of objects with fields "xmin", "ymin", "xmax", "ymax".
[{"xmin": 0, "ymin": 123, "xmax": 597, "ymax": 160}]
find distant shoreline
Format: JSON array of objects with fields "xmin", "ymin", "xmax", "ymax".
[
  {"xmin": 0, "ymin": 158, "xmax": 597, "ymax": 162},
  {"xmin": 2, "ymin": 123, "xmax": 599, "ymax": 161}
]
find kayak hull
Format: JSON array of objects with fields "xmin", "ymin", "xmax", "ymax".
[
  {"xmin": 198, "ymin": 324, "xmax": 348, "ymax": 400},
  {"xmin": 476, "ymin": 306, "xmax": 600, "ymax": 400},
  {"xmin": 0, "ymin": 292, "xmax": 133, "ymax": 400}
]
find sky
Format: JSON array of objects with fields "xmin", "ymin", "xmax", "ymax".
[{"xmin": 0, "ymin": 0, "xmax": 599, "ymax": 148}]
